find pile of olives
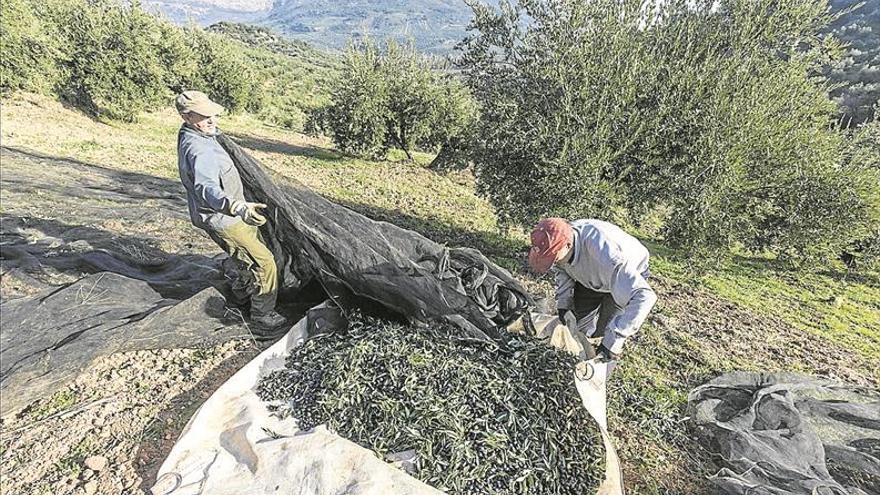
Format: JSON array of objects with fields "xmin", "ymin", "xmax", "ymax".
[{"xmin": 257, "ymin": 311, "xmax": 605, "ymax": 494}]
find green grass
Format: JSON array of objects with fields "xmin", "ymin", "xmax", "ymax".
[
  {"xmin": 12, "ymin": 434, "xmax": 98, "ymax": 495},
  {"xmin": 645, "ymin": 240, "xmax": 880, "ymax": 362},
  {"xmin": 25, "ymin": 388, "xmax": 78, "ymax": 421},
  {"xmin": 704, "ymin": 266, "xmax": 879, "ymax": 357},
  {"xmin": 54, "ymin": 435, "xmax": 94, "ymax": 478}
]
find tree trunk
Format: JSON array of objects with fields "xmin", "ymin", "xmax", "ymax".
[{"xmin": 392, "ymin": 120, "xmax": 414, "ymax": 162}]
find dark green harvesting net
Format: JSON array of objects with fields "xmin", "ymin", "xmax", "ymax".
[{"xmin": 257, "ymin": 311, "xmax": 605, "ymax": 494}]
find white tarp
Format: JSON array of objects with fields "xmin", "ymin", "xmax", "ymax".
[{"xmin": 152, "ymin": 310, "xmax": 624, "ymax": 495}]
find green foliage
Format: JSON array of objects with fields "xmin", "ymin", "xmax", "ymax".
[
  {"xmin": 841, "ymin": 117, "xmax": 880, "ymax": 268},
  {"xmin": 52, "ymin": 0, "xmax": 173, "ymax": 120},
  {"xmin": 25, "ymin": 388, "xmax": 77, "ymax": 420},
  {"xmin": 311, "ymin": 40, "xmax": 389, "ymax": 157},
  {"xmin": 459, "ymin": 0, "xmax": 879, "ymax": 264},
  {"xmin": 207, "ymin": 22, "xmax": 340, "ymax": 130},
  {"xmin": 154, "ymin": 21, "xmax": 199, "ymax": 94},
  {"xmin": 183, "ymin": 28, "xmax": 261, "ymax": 113},
  {"xmin": 312, "ymin": 39, "xmax": 477, "ymax": 160},
  {"xmin": 0, "ymin": 0, "xmax": 63, "ymax": 93},
  {"xmin": 0, "ymin": 1, "xmax": 330, "ymax": 122},
  {"xmin": 207, "ymin": 21, "xmax": 330, "ymax": 63}
]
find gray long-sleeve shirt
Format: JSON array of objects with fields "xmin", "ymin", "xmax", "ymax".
[
  {"xmin": 177, "ymin": 125, "xmax": 245, "ymax": 231},
  {"xmin": 555, "ymin": 219, "xmax": 656, "ymax": 354}
]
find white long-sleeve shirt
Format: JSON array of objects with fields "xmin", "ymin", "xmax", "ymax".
[{"xmin": 554, "ymin": 219, "xmax": 656, "ymax": 354}]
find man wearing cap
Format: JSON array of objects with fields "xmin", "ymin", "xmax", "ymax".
[
  {"xmin": 529, "ymin": 218, "xmax": 656, "ymax": 360},
  {"xmin": 175, "ymin": 90, "xmax": 287, "ymax": 329}
]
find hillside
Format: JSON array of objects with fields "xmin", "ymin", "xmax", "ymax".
[
  {"xmin": 1, "ymin": 93, "xmax": 877, "ymax": 494},
  {"xmin": 208, "ymin": 21, "xmax": 320, "ymax": 59},
  {"xmin": 150, "ymin": 0, "xmax": 879, "ymax": 120},
  {"xmin": 151, "ymin": 0, "xmax": 500, "ymax": 53},
  {"xmin": 143, "ymin": 0, "xmax": 270, "ymax": 25},
  {"xmin": 205, "ymin": 22, "xmax": 341, "ymax": 129},
  {"xmin": 262, "ymin": 0, "xmax": 494, "ymax": 53},
  {"xmin": 828, "ymin": 0, "xmax": 880, "ymax": 123}
]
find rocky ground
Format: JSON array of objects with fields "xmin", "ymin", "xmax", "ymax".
[{"xmin": 0, "ymin": 342, "xmax": 258, "ymax": 495}]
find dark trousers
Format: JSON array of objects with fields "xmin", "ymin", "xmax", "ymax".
[{"xmin": 571, "ymin": 283, "xmax": 623, "ymax": 338}]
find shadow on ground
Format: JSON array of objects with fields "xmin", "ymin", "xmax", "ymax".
[
  {"xmin": 226, "ymin": 132, "xmax": 343, "ymax": 162},
  {"xmin": 1, "ymin": 146, "xmax": 188, "ymax": 209}
]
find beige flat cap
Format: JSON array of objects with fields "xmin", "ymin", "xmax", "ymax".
[{"xmin": 175, "ymin": 90, "xmax": 225, "ymax": 116}]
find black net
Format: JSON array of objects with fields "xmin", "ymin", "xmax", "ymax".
[
  {"xmin": 0, "ymin": 272, "xmax": 247, "ymax": 415},
  {"xmin": 688, "ymin": 372, "xmax": 880, "ymax": 495},
  {"xmin": 217, "ymin": 134, "xmax": 534, "ymax": 341}
]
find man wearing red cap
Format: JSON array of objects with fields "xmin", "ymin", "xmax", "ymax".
[{"xmin": 529, "ymin": 218, "xmax": 656, "ymax": 359}]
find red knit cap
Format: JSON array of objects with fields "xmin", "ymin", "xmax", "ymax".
[{"xmin": 528, "ymin": 218, "xmax": 573, "ymax": 274}]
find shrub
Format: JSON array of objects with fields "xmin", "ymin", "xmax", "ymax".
[
  {"xmin": 314, "ymin": 39, "xmax": 390, "ymax": 157},
  {"xmin": 184, "ymin": 28, "xmax": 263, "ymax": 113},
  {"xmin": 156, "ymin": 22, "xmax": 199, "ymax": 95},
  {"xmin": 840, "ymin": 117, "xmax": 880, "ymax": 269},
  {"xmin": 0, "ymin": 0, "xmax": 63, "ymax": 94},
  {"xmin": 208, "ymin": 21, "xmax": 342, "ymax": 130},
  {"xmin": 52, "ymin": 0, "xmax": 172, "ymax": 121},
  {"xmin": 312, "ymin": 39, "xmax": 477, "ymax": 160},
  {"xmin": 459, "ymin": 0, "xmax": 878, "ymax": 263},
  {"xmin": 0, "ymin": 0, "xmax": 268, "ymax": 119}
]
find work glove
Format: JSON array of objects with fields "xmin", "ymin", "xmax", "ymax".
[
  {"xmin": 558, "ymin": 309, "xmax": 578, "ymax": 332},
  {"xmin": 231, "ymin": 200, "xmax": 268, "ymax": 227}
]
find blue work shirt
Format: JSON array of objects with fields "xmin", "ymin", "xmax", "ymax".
[{"xmin": 176, "ymin": 125, "xmax": 245, "ymax": 231}]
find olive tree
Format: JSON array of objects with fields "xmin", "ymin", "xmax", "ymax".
[
  {"xmin": 0, "ymin": 0, "xmax": 62, "ymax": 94},
  {"xmin": 1, "ymin": 0, "xmax": 262, "ymax": 120},
  {"xmin": 311, "ymin": 39, "xmax": 477, "ymax": 160},
  {"xmin": 459, "ymin": 0, "xmax": 879, "ymax": 263},
  {"xmin": 840, "ymin": 117, "xmax": 880, "ymax": 269}
]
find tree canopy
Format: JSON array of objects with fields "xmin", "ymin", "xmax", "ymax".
[
  {"xmin": 309, "ymin": 39, "xmax": 477, "ymax": 160},
  {"xmin": 458, "ymin": 0, "xmax": 879, "ymax": 263}
]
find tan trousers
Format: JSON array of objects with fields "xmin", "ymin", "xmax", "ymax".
[{"xmin": 211, "ymin": 221, "xmax": 278, "ymax": 315}]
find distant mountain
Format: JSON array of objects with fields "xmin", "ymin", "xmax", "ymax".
[
  {"xmin": 148, "ymin": 0, "xmax": 489, "ymax": 54},
  {"xmin": 149, "ymin": 0, "xmax": 876, "ymax": 121},
  {"xmin": 828, "ymin": 0, "xmax": 879, "ymax": 124},
  {"xmin": 207, "ymin": 22, "xmax": 338, "ymax": 69},
  {"xmin": 262, "ymin": 0, "xmax": 487, "ymax": 54},
  {"xmin": 143, "ymin": 1, "xmax": 272, "ymax": 25}
]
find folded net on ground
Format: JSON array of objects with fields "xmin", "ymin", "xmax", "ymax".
[
  {"xmin": 0, "ymin": 272, "xmax": 246, "ymax": 415},
  {"xmin": 688, "ymin": 371, "xmax": 880, "ymax": 495}
]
